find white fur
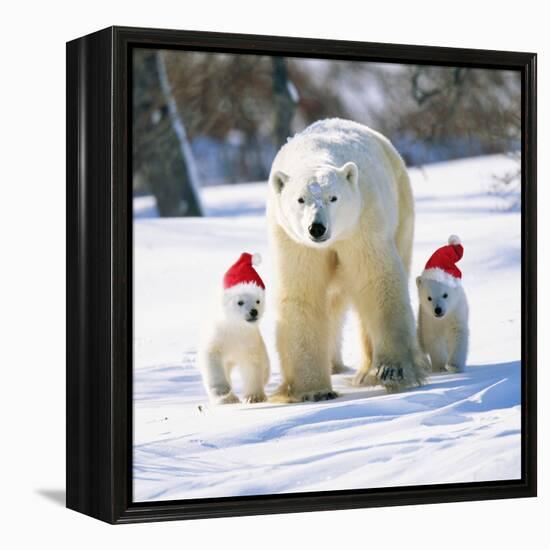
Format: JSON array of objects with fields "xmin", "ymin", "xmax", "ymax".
[
  {"xmin": 448, "ymin": 234, "xmax": 461, "ymax": 245},
  {"xmin": 222, "ymin": 281, "xmax": 264, "ymax": 302},
  {"xmin": 267, "ymin": 118, "xmax": 428, "ymax": 401},
  {"xmin": 416, "ymin": 275, "xmax": 469, "ymax": 373},
  {"xmin": 421, "ymin": 267, "xmax": 461, "ymax": 288},
  {"xmin": 251, "ymin": 252, "xmax": 262, "ymax": 266},
  {"xmin": 199, "ymin": 285, "xmax": 270, "ymax": 405}
]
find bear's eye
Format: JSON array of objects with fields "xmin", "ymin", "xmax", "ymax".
[
  {"xmin": 297, "ymin": 197, "xmax": 305, "ymax": 204},
  {"xmin": 330, "ymin": 196, "xmax": 338, "ymax": 202},
  {"xmin": 238, "ymin": 300, "xmax": 244, "ymax": 306},
  {"xmin": 256, "ymin": 300, "xmax": 260, "ymax": 304},
  {"xmin": 443, "ymin": 293, "xmax": 448, "ymax": 299},
  {"xmin": 428, "ymin": 296, "xmax": 432, "ymax": 301}
]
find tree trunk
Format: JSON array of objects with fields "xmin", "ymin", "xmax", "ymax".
[
  {"xmin": 271, "ymin": 57, "xmax": 297, "ymax": 149},
  {"xmin": 132, "ymin": 50, "xmax": 203, "ymax": 217}
]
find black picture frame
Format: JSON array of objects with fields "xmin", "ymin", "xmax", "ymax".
[{"xmin": 66, "ymin": 25, "xmax": 537, "ymax": 524}]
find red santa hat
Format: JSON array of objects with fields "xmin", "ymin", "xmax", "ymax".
[
  {"xmin": 422, "ymin": 235, "xmax": 464, "ymax": 287},
  {"xmin": 223, "ymin": 252, "xmax": 265, "ymax": 299}
]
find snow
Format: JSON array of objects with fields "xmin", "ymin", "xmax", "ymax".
[{"xmin": 133, "ymin": 154, "xmax": 521, "ymax": 502}]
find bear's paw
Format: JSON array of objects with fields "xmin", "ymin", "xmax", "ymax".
[
  {"xmin": 444, "ymin": 363, "xmax": 463, "ymax": 374},
  {"xmin": 300, "ymin": 389, "xmax": 339, "ymax": 402},
  {"xmin": 217, "ymin": 392, "xmax": 241, "ymax": 405},
  {"xmin": 373, "ymin": 354, "xmax": 428, "ymax": 393},
  {"xmin": 243, "ymin": 392, "xmax": 267, "ymax": 404}
]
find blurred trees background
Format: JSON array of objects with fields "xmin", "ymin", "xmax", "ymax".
[{"xmin": 133, "ymin": 49, "xmax": 521, "ymax": 216}]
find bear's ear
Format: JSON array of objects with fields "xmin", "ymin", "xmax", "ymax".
[
  {"xmin": 416, "ymin": 276, "xmax": 422, "ymax": 288},
  {"xmin": 339, "ymin": 162, "xmax": 358, "ymax": 186},
  {"xmin": 271, "ymin": 170, "xmax": 289, "ymax": 194}
]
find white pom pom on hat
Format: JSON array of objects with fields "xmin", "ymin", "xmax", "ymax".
[
  {"xmin": 251, "ymin": 252, "xmax": 262, "ymax": 266},
  {"xmin": 448, "ymin": 235, "xmax": 461, "ymax": 245}
]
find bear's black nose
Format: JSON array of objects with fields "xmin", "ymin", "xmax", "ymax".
[
  {"xmin": 434, "ymin": 307, "xmax": 442, "ymax": 316},
  {"xmin": 250, "ymin": 308, "xmax": 258, "ymax": 318},
  {"xmin": 309, "ymin": 223, "xmax": 327, "ymax": 239}
]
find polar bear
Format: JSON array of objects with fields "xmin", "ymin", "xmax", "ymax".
[
  {"xmin": 267, "ymin": 118, "xmax": 428, "ymax": 401},
  {"xmin": 416, "ymin": 236, "xmax": 469, "ymax": 373},
  {"xmin": 199, "ymin": 253, "xmax": 270, "ymax": 405}
]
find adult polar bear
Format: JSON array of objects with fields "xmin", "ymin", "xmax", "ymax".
[{"xmin": 267, "ymin": 118, "xmax": 428, "ymax": 401}]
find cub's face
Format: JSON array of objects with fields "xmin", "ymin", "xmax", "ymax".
[
  {"xmin": 416, "ymin": 276, "xmax": 459, "ymax": 319},
  {"xmin": 222, "ymin": 289, "xmax": 265, "ymax": 324},
  {"xmin": 270, "ymin": 162, "xmax": 362, "ymax": 248}
]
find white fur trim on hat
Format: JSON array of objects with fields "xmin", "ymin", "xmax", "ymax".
[
  {"xmin": 223, "ymin": 281, "xmax": 265, "ymax": 300},
  {"xmin": 421, "ymin": 267, "xmax": 461, "ymax": 287},
  {"xmin": 448, "ymin": 235, "xmax": 461, "ymax": 245},
  {"xmin": 251, "ymin": 252, "xmax": 262, "ymax": 266}
]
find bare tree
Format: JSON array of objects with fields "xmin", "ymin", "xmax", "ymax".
[
  {"xmin": 366, "ymin": 65, "xmax": 521, "ymax": 163},
  {"xmin": 156, "ymin": 52, "xmax": 204, "ymax": 214},
  {"xmin": 133, "ymin": 50, "xmax": 520, "ymax": 192},
  {"xmin": 133, "ymin": 49, "xmax": 203, "ymax": 217},
  {"xmin": 271, "ymin": 57, "xmax": 298, "ymax": 148}
]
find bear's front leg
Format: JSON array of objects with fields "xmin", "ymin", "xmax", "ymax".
[
  {"xmin": 354, "ymin": 254, "xmax": 428, "ymax": 393},
  {"xmin": 240, "ymin": 342, "xmax": 270, "ymax": 404},
  {"xmin": 445, "ymin": 324, "xmax": 468, "ymax": 373},
  {"xmin": 371, "ymin": 330, "xmax": 428, "ymax": 392},
  {"xmin": 200, "ymin": 351, "xmax": 240, "ymax": 405},
  {"xmin": 428, "ymin": 345, "xmax": 449, "ymax": 373},
  {"xmin": 276, "ymin": 296, "xmax": 337, "ymax": 401},
  {"xmin": 270, "ymin": 234, "xmax": 337, "ymax": 402}
]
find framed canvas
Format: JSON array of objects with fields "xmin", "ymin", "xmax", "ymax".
[{"xmin": 66, "ymin": 26, "xmax": 537, "ymax": 524}]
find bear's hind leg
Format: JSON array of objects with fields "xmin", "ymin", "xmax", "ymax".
[
  {"xmin": 353, "ymin": 327, "xmax": 376, "ymax": 386},
  {"xmin": 445, "ymin": 324, "xmax": 468, "ymax": 373}
]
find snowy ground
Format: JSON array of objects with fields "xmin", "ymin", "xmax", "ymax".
[{"xmin": 133, "ymin": 154, "xmax": 521, "ymax": 502}]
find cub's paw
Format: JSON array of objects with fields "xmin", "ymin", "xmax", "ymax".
[
  {"xmin": 445, "ymin": 363, "xmax": 463, "ymax": 374},
  {"xmin": 300, "ymin": 389, "xmax": 339, "ymax": 402},
  {"xmin": 243, "ymin": 392, "xmax": 267, "ymax": 404},
  {"xmin": 216, "ymin": 392, "xmax": 240, "ymax": 405},
  {"xmin": 431, "ymin": 363, "xmax": 447, "ymax": 373}
]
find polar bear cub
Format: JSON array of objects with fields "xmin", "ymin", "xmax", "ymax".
[
  {"xmin": 416, "ymin": 235, "xmax": 469, "ymax": 373},
  {"xmin": 199, "ymin": 252, "xmax": 270, "ymax": 405}
]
